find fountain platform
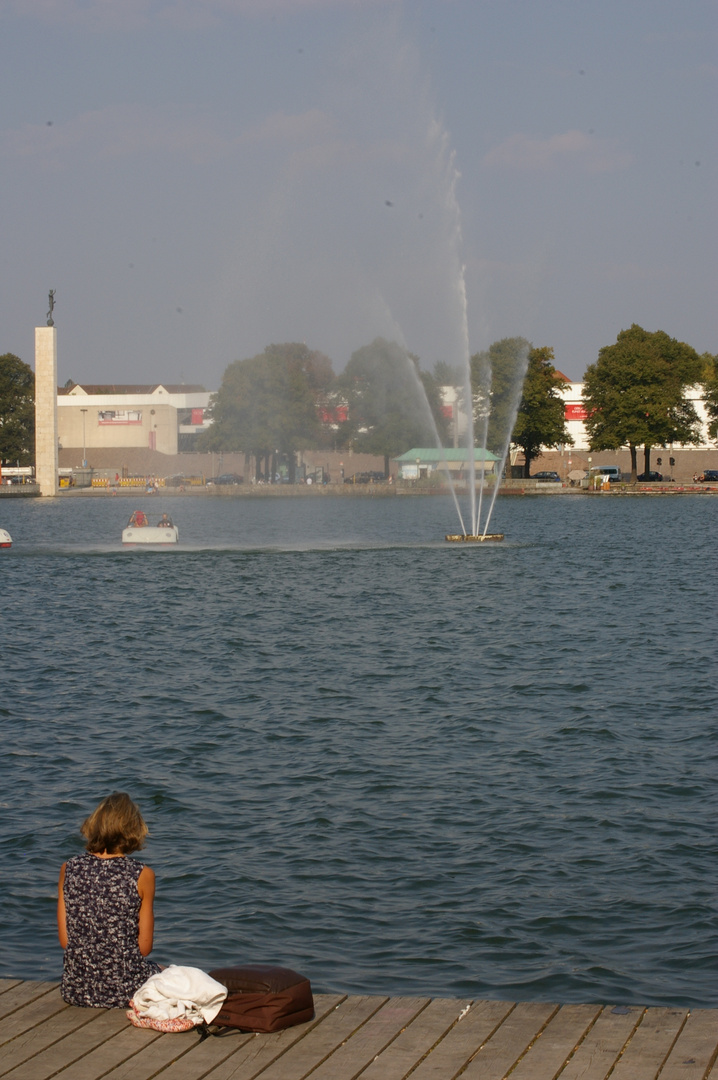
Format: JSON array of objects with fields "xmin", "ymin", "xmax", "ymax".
[{"xmin": 445, "ymin": 533, "xmax": 504, "ymax": 542}]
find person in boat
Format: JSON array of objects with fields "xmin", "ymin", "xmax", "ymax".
[
  {"xmin": 57, "ymin": 792, "xmax": 162, "ymax": 1008},
  {"xmin": 129, "ymin": 510, "xmax": 147, "ymax": 527},
  {"xmin": 158, "ymin": 513, "xmax": 173, "ymax": 528}
]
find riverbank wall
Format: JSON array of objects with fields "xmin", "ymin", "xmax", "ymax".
[{"xmin": 53, "ymin": 480, "xmax": 718, "ymax": 498}]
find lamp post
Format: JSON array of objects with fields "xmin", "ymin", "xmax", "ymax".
[{"xmin": 80, "ymin": 408, "xmax": 88, "ymax": 468}]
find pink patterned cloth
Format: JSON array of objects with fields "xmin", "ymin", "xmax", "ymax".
[{"xmin": 126, "ymin": 1003, "xmax": 198, "ymax": 1032}]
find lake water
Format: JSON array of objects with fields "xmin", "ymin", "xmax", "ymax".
[{"xmin": 1, "ymin": 491, "xmax": 716, "ymax": 1007}]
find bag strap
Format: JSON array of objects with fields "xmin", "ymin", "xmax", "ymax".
[{"xmin": 196, "ymin": 1022, "xmax": 239, "ymax": 1041}]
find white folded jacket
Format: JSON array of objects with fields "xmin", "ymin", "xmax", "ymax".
[{"xmin": 132, "ymin": 965, "xmax": 227, "ymax": 1024}]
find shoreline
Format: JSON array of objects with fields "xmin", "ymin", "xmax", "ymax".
[{"xmin": 3, "ymin": 481, "xmax": 718, "ymax": 499}]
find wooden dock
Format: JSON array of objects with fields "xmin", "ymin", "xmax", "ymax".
[{"xmin": 2, "ymin": 978, "xmax": 717, "ymax": 1080}]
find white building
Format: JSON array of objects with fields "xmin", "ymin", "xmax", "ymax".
[
  {"xmin": 553, "ymin": 381, "xmax": 714, "ymax": 452},
  {"xmin": 441, "ymin": 380, "xmax": 714, "ymax": 454},
  {"xmin": 58, "ymin": 383, "xmax": 212, "ymax": 458}
]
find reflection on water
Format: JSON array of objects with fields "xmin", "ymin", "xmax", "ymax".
[{"xmin": 1, "ymin": 492, "xmax": 716, "ymax": 1005}]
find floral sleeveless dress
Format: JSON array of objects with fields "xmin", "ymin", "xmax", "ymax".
[{"xmin": 61, "ymin": 853, "xmax": 161, "ymax": 1008}]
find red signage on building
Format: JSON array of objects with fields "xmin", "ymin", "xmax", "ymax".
[
  {"xmin": 191, "ymin": 408, "xmax": 204, "ymax": 425},
  {"xmin": 565, "ymin": 403, "xmax": 588, "ymax": 421},
  {"xmin": 318, "ymin": 404, "xmax": 348, "ymax": 424}
]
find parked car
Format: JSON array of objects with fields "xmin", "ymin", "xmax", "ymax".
[
  {"xmin": 534, "ymin": 471, "xmax": 561, "ymax": 482},
  {"xmin": 164, "ymin": 474, "xmax": 186, "ymax": 488},
  {"xmin": 589, "ymin": 465, "xmax": 622, "ymax": 483},
  {"xmin": 344, "ymin": 471, "xmax": 386, "ymax": 484},
  {"xmin": 209, "ymin": 473, "xmax": 243, "ymax": 486},
  {"xmin": 697, "ymin": 470, "xmax": 718, "ymax": 482},
  {"xmin": 637, "ymin": 471, "xmax": 663, "ymax": 482}
]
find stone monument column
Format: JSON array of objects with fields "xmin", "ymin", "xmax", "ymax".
[{"xmin": 35, "ymin": 314, "xmax": 58, "ymax": 497}]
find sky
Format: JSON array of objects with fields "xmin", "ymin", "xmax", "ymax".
[{"xmin": 1, "ymin": 0, "xmax": 715, "ymax": 390}]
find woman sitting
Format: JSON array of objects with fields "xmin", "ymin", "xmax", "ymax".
[{"xmin": 58, "ymin": 793, "xmax": 162, "ymax": 1008}]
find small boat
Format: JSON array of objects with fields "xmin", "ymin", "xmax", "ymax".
[
  {"xmin": 0, "ymin": 528, "xmax": 12, "ymax": 548},
  {"xmin": 445, "ymin": 533, "xmax": 504, "ymax": 542},
  {"xmin": 122, "ymin": 512, "xmax": 178, "ymax": 546}
]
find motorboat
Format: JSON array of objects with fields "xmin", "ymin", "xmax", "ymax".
[
  {"xmin": 0, "ymin": 528, "xmax": 12, "ymax": 548},
  {"xmin": 122, "ymin": 512, "xmax": 178, "ymax": 546}
]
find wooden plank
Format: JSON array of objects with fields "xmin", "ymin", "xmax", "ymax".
[
  {"xmin": 109, "ymin": 1028, "xmax": 256, "ymax": 1080},
  {"xmin": 92, "ymin": 1025, "xmax": 224, "ymax": 1080},
  {"xmin": 0, "ymin": 1007, "xmax": 98, "ymax": 1077},
  {"xmin": 608, "ymin": 1008, "xmax": 688, "ymax": 1080},
  {"xmin": 1, "ymin": 1007, "xmax": 152, "ymax": 1080},
  {"xmin": 358, "ymin": 997, "xmax": 474, "ymax": 1080},
  {"xmin": 506, "ymin": 1003, "xmax": 602, "ymax": 1080},
  {"xmin": 0, "ymin": 987, "xmax": 68, "ymax": 1044},
  {"xmin": 458, "ymin": 1000, "xmax": 560, "ymax": 1080},
  {"xmin": 217, "ymin": 995, "xmax": 388, "ymax": 1080},
  {"xmin": 0, "ymin": 981, "xmax": 23, "ymax": 994},
  {"xmin": 306, "ymin": 996, "xmax": 430, "ymax": 1080},
  {"xmin": 0, "ymin": 991, "xmax": 83, "ymax": 1075},
  {"xmin": 153, "ymin": 994, "xmax": 345, "ymax": 1080},
  {"xmin": 408, "ymin": 999, "xmax": 515, "ymax": 1080},
  {"xmin": 53, "ymin": 1022, "xmax": 172, "ymax": 1080},
  {"xmin": 555, "ymin": 1005, "xmax": 644, "ymax": 1080},
  {"xmin": 658, "ymin": 1010, "xmax": 718, "ymax": 1080},
  {"xmin": 0, "ymin": 983, "xmax": 59, "ymax": 1024}
]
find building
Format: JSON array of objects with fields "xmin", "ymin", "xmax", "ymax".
[
  {"xmin": 553, "ymin": 380, "xmax": 714, "ymax": 453},
  {"xmin": 440, "ymin": 379, "xmax": 715, "ymax": 455},
  {"xmin": 395, "ymin": 447, "xmax": 499, "ymax": 481},
  {"xmin": 57, "ymin": 383, "xmax": 212, "ymax": 459}
]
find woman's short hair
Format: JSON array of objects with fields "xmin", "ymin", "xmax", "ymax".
[{"xmin": 81, "ymin": 792, "xmax": 149, "ymax": 855}]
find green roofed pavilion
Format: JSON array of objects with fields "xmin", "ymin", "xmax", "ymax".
[
  {"xmin": 395, "ymin": 448, "xmax": 498, "ymax": 463},
  {"xmin": 394, "ymin": 447, "xmax": 499, "ymax": 480}
]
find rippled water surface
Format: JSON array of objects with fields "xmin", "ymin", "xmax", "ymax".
[{"xmin": 1, "ymin": 492, "xmax": 716, "ymax": 1006}]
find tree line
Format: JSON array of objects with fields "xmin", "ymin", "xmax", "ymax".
[
  {"xmin": 0, "ymin": 353, "xmax": 35, "ymax": 466},
  {"xmin": 201, "ymin": 329, "xmax": 717, "ymax": 481},
  {"xmin": 201, "ymin": 336, "xmax": 570, "ymax": 479},
  {"xmin": 2, "ymin": 328, "xmax": 717, "ymax": 478},
  {"xmin": 200, "ymin": 338, "xmax": 448, "ymax": 479}
]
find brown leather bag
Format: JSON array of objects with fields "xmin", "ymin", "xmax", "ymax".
[{"xmin": 207, "ymin": 965, "xmax": 314, "ymax": 1034}]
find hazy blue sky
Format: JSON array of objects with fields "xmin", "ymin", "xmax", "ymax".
[{"xmin": 1, "ymin": 0, "xmax": 715, "ymax": 388}]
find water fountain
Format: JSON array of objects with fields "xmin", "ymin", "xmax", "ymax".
[
  {"xmin": 389, "ymin": 325, "xmax": 528, "ymax": 544},
  {"xmin": 386, "ymin": 106, "xmax": 530, "ymax": 543},
  {"xmin": 445, "ymin": 339, "xmax": 530, "ymax": 542}
]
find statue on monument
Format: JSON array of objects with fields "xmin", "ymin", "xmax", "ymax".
[{"xmin": 47, "ymin": 289, "xmax": 55, "ymax": 327}]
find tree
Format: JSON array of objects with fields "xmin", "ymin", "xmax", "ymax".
[
  {"xmin": 470, "ymin": 339, "xmax": 571, "ymax": 475},
  {"xmin": 0, "ymin": 353, "xmax": 35, "ymax": 466},
  {"xmin": 471, "ymin": 337, "xmax": 530, "ymax": 456},
  {"xmin": 583, "ymin": 325, "xmax": 703, "ymax": 480},
  {"xmin": 512, "ymin": 346, "xmax": 573, "ymax": 477},
  {"xmin": 701, "ymin": 353, "xmax": 718, "ymax": 442},
  {"xmin": 337, "ymin": 338, "xmax": 448, "ymax": 474},
  {"xmin": 201, "ymin": 343, "xmax": 334, "ymax": 481},
  {"xmin": 433, "ymin": 360, "xmax": 464, "ymax": 387}
]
